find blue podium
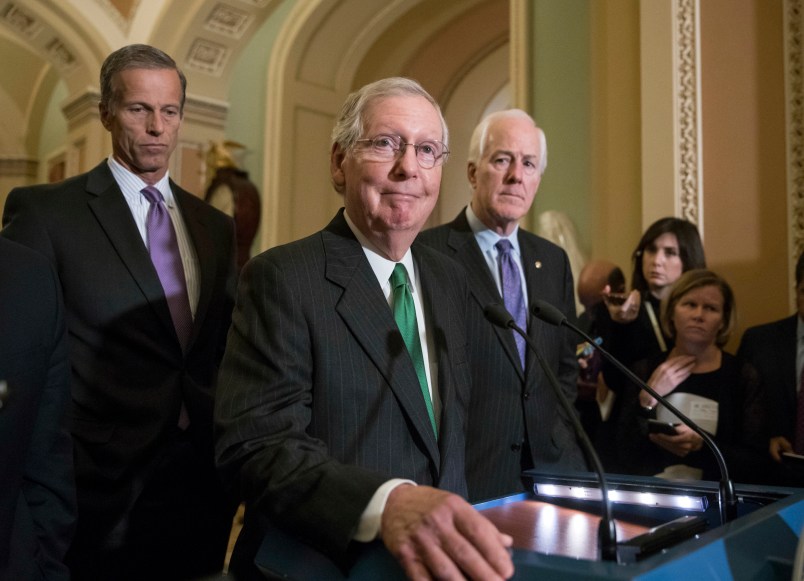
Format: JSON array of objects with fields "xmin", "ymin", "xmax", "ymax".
[{"xmin": 255, "ymin": 473, "xmax": 804, "ymax": 580}]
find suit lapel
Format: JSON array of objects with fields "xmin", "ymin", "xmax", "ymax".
[
  {"xmin": 323, "ymin": 212, "xmax": 440, "ymax": 462},
  {"xmin": 446, "ymin": 211, "xmax": 524, "ymax": 380},
  {"xmin": 85, "ymin": 164, "xmax": 180, "ymax": 347}
]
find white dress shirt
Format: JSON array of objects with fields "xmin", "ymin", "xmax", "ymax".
[{"xmin": 107, "ymin": 156, "xmax": 200, "ymax": 316}]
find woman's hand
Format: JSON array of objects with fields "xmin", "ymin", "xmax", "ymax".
[
  {"xmin": 639, "ymin": 355, "xmax": 697, "ymax": 408},
  {"xmin": 602, "ymin": 286, "xmax": 641, "ymax": 323},
  {"xmin": 649, "ymin": 423, "xmax": 703, "ymax": 457}
]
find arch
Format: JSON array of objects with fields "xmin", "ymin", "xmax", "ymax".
[{"xmin": 261, "ymin": 0, "xmax": 510, "ymax": 249}]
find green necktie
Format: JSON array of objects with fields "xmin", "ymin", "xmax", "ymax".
[{"xmin": 390, "ymin": 263, "xmax": 437, "ymax": 437}]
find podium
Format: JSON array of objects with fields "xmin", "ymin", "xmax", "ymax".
[{"xmin": 255, "ymin": 472, "xmax": 804, "ymax": 580}]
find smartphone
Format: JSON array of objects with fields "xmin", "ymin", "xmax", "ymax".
[{"xmin": 647, "ymin": 419, "xmax": 679, "ymax": 436}]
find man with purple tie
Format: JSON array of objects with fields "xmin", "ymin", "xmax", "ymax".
[
  {"xmin": 2, "ymin": 44, "xmax": 237, "ymax": 579},
  {"xmin": 419, "ymin": 109, "xmax": 586, "ymax": 502}
]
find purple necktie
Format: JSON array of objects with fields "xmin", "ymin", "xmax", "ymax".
[
  {"xmin": 795, "ymin": 367, "xmax": 804, "ymax": 454},
  {"xmin": 496, "ymin": 239, "xmax": 527, "ymax": 370},
  {"xmin": 141, "ymin": 186, "xmax": 193, "ymax": 350}
]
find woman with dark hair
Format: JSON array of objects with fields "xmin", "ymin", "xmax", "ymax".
[
  {"xmin": 616, "ymin": 270, "xmax": 769, "ymax": 482},
  {"xmin": 593, "ymin": 217, "xmax": 706, "ymax": 472},
  {"xmin": 601, "ymin": 217, "xmax": 707, "ymax": 369}
]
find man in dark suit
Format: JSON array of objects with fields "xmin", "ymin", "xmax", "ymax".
[
  {"xmin": 215, "ymin": 78, "xmax": 513, "ymax": 581},
  {"xmin": 419, "ymin": 109, "xmax": 586, "ymax": 502},
  {"xmin": 737, "ymin": 252, "xmax": 804, "ymax": 485},
  {"xmin": 2, "ymin": 45, "xmax": 236, "ymax": 580},
  {"xmin": 0, "ymin": 238, "xmax": 75, "ymax": 580}
]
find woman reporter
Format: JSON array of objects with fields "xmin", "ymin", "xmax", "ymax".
[{"xmin": 617, "ymin": 270, "xmax": 769, "ymax": 483}]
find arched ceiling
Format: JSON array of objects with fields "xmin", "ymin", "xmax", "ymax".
[{"xmin": 0, "ymin": 0, "xmax": 286, "ymax": 157}]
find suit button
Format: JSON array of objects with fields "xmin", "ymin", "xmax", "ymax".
[
  {"xmin": 511, "ymin": 443, "xmax": 522, "ymax": 451},
  {"xmin": 523, "ymin": 391, "xmax": 530, "ymax": 400}
]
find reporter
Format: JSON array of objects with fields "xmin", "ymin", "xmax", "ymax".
[{"xmin": 616, "ymin": 270, "xmax": 770, "ymax": 483}]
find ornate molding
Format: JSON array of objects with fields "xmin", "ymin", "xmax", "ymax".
[
  {"xmin": 675, "ymin": 0, "xmax": 702, "ymax": 228},
  {"xmin": 62, "ymin": 89, "xmax": 101, "ymax": 131},
  {"xmin": 183, "ymin": 94, "xmax": 229, "ymax": 129},
  {"xmin": 0, "ymin": 2, "xmax": 78, "ymax": 73},
  {"xmin": 0, "ymin": 157, "xmax": 37, "ymax": 177},
  {"xmin": 785, "ymin": 0, "xmax": 804, "ymax": 260},
  {"xmin": 185, "ymin": 38, "xmax": 230, "ymax": 76}
]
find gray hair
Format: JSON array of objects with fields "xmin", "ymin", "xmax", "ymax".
[
  {"xmin": 330, "ymin": 77, "xmax": 448, "ymax": 151},
  {"xmin": 100, "ymin": 44, "xmax": 187, "ymax": 114},
  {"xmin": 467, "ymin": 109, "xmax": 547, "ymax": 175}
]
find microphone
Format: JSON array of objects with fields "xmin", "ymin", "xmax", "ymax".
[
  {"xmin": 483, "ymin": 303, "xmax": 619, "ymax": 562},
  {"xmin": 530, "ymin": 298, "xmax": 738, "ymax": 524}
]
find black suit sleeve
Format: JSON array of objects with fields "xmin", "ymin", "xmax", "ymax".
[
  {"xmin": 214, "ymin": 251, "xmax": 386, "ymax": 560},
  {"xmin": 0, "ymin": 241, "xmax": 75, "ymax": 579}
]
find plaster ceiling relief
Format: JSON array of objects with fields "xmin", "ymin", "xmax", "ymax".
[
  {"xmin": 1, "ymin": 2, "xmax": 78, "ymax": 74},
  {"xmin": 1, "ymin": 2, "xmax": 43, "ymax": 39},
  {"xmin": 205, "ymin": 3, "xmax": 254, "ymax": 38},
  {"xmin": 186, "ymin": 37, "xmax": 230, "ymax": 76}
]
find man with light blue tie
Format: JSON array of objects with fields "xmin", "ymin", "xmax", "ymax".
[{"xmin": 419, "ymin": 109, "xmax": 587, "ymax": 502}]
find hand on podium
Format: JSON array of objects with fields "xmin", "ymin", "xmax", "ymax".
[{"xmin": 381, "ymin": 484, "xmax": 514, "ymax": 580}]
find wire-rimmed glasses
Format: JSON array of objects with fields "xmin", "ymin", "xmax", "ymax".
[{"xmin": 354, "ymin": 134, "xmax": 449, "ymax": 169}]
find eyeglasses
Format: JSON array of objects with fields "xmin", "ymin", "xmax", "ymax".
[{"xmin": 354, "ymin": 134, "xmax": 449, "ymax": 169}]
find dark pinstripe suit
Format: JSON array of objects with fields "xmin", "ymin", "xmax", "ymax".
[
  {"xmin": 419, "ymin": 208, "xmax": 586, "ymax": 502},
  {"xmin": 215, "ymin": 209, "xmax": 472, "ymax": 572}
]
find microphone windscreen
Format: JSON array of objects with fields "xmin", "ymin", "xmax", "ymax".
[
  {"xmin": 483, "ymin": 303, "xmax": 514, "ymax": 328},
  {"xmin": 531, "ymin": 299, "xmax": 567, "ymax": 326}
]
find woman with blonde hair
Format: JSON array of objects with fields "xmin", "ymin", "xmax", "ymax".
[{"xmin": 616, "ymin": 269, "xmax": 770, "ymax": 483}]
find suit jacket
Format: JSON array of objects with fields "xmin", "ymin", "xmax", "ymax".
[
  {"xmin": 737, "ymin": 315, "xmax": 797, "ymax": 440},
  {"xmin": 215, "ymin": 209, "xmax": 471, "ymax": 571},
  {"xmin": 2, "ymin": 161, "xmax": 236, "ymax": 542},
  {"xmin": 418, "ymin": 208, "xmax": 586, "ymax": 502},
  {"xmin": 0, "ymin": 238, "xmax": 75, "ymax": 580}
]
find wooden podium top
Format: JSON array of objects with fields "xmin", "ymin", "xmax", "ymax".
[{"xmin": 482, "ymin": 499, "xmax": 650, "ymax": 560}]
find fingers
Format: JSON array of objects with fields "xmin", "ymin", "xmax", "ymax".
[
  {"xmin": 769, "ymin": 436, "xmax": 792, "ymax": 463},
  {"xmin": 382, "ymin": 486, "xmax": 514, "ymax": 580}
]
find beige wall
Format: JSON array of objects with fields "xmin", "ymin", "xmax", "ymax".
[{"xmin": 700, "ymin": 0, "xmax": 789, "ymax": 349}]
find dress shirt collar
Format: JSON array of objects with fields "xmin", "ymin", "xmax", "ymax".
[
  {"xmin": 107, "ymin": 156, "xmax": 175, "ymax": 208},
  {"xmin": 465, "ymin": 204, "xmax": 521, "ymax": 256},
  {"xmin": 343, "ymin": 209, "xmax": 417, "ymax": 296}
]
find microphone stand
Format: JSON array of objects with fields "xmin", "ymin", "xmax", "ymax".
[
  {"xmin": 483, "ymin": 304, "xmax": 619, "ymax": 562},
  {"xmin": 530, "ymin": 299, "xmax": 738, "ymax": 524}
]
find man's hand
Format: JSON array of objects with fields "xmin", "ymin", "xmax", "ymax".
[
  {"xmin": 770, "ymin": 436, "xmax": 793, "ymax": 462},
  {"xmin": 381, "ymin": 484, "xmax": 514, "ymax": 581}
]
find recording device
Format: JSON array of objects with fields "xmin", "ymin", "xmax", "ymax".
[
  {"xmin": 529, "ymin": 298, "xmax": 738, "ymax": 524},
  {"xmin": 483, "ymin": 303, "xmax": 619, "ymax": 562},
  {"xmin": 647, "ymin": 419, "xmax": 680, "ymax": 436}
]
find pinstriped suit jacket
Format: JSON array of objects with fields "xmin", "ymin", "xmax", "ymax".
[
  {"xmin": 419, "ymin": 208, "xmax": 586, "ymax": 502},
  {"xmin": 215, "ymin": 209, "xmax": 472, "ymax": 567}
]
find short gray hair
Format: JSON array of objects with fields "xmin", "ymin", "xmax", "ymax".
[
  {"xmin": 331, "ymin": 77, "xmax": 448, "ymax": 151},
  {"xmin": 467, "ymin": 109, "xmax": 547, "ymax": 175},
  {"xmin": 100, "ymin": 44, "xmax": 186, "ymax": 114}
]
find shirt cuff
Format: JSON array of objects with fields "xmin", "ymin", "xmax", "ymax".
[{"xmin": 353, "ymin": 479, "xmax": 415, "ymax": 542}]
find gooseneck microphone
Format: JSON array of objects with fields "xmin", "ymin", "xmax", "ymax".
[
  {"xmin": 483, "ymin": 303, "xmax": 619, "ymax": 562},
  {"xmin": 530, "ymin": 298, "xmax": 738, "ymax": 524}
]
